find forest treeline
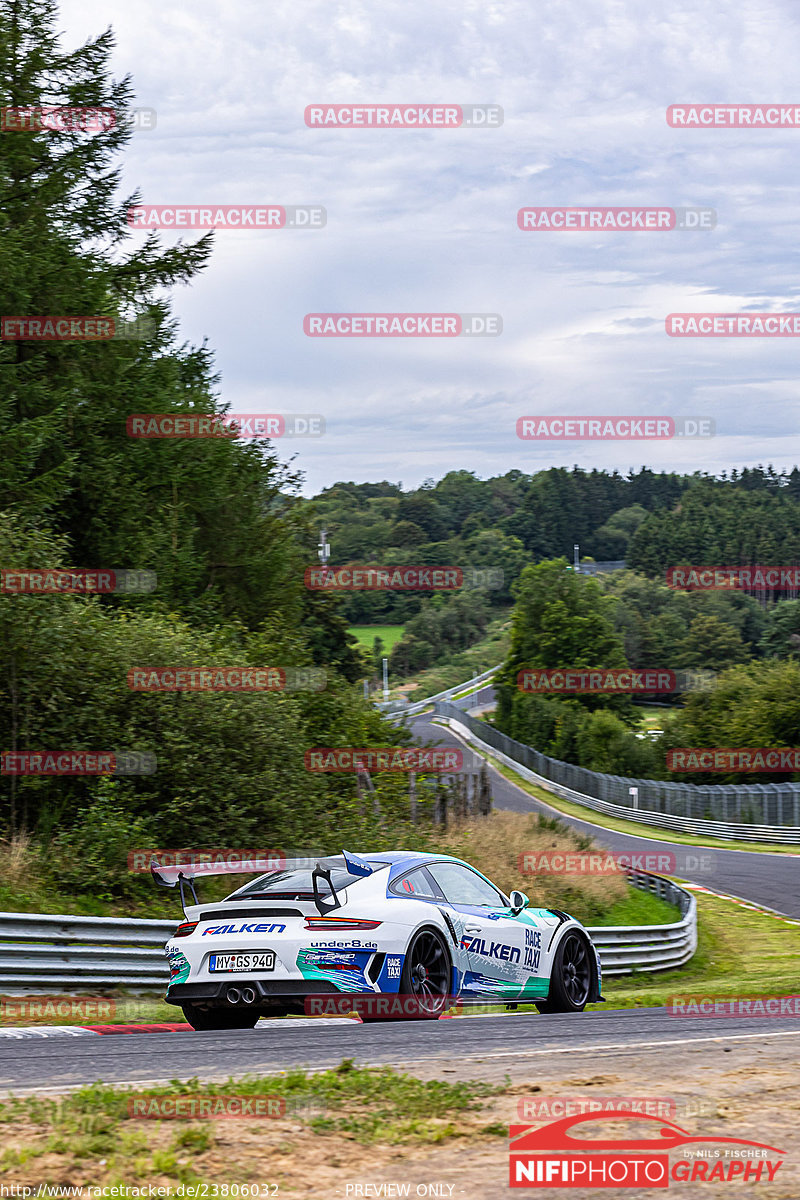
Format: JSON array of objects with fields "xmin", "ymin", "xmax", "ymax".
[{"xmin": 309, "ymin": 467, "xmax": 800, "ymax": 681}]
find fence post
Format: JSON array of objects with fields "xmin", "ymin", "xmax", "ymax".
[
  {"xmin": 478, "ymin": 761, "xmax": 492, "ymax": 815},
  {"xmin": 435, "ymin": 778, "xmax": 447, "ymax": 827},
  {"xmin": 354, "ymin": 771, "xmax": 366, "ymax": 819},
  {"xmin": 457, "ymin": 774, "xmax": 467, "ymax": 821},
  {"xmin": 467, "ymin": 773, "xmax": 476, "ymax": 817}
]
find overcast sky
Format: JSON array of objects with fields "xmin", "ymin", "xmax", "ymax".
[{"xmin": 58, "ymin": 0, "xmax": 800, "ymax": 494}]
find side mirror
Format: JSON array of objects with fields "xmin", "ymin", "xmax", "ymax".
[{"xmin": 509, "ymin": 890, "xmax": 529, "ymax": 915}]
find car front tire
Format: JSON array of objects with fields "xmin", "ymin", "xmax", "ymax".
[{"xmin": 535, "ymin": 932, "xmax": 592, "ymax": 1014}]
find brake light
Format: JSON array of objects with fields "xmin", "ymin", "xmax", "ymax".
[
  {"xmin": 304, "ymin": 917, "xmax": 382, "ymax": 931},
  {"xmin": 174, "ymin": 921, "xmax": 198, "ymax": 938}
]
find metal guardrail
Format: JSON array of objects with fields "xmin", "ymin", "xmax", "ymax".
[
  {"xmin": 0, "ymin": 912, "xmax": 176, "ymax": 989},
  {"xmin": 587, "ymin": 871, "xmax": 696, "ymax": 977},
  {"xmin": 0, "ymin": 876, "xmax": 695, "ymax": 993},
  {"xmin": 437, "ymin": 704, "xmax": 800, "ymax": 843},
  {"xmin": 378, "ymin": 665, "xmax": 501, "ymax": 718}
]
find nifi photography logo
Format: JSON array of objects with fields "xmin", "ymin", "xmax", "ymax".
[{"xmin": 509, "ymin": 1111, "xmax": 784, "ymax": 1188}]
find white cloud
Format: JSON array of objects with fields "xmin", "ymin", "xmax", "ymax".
[{"xmin": 56, "ymin": 0, "xmax": 800, "ymax": 491}]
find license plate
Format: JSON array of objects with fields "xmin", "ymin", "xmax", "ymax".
[{"xmin": 209, "ymin": 951, "xmax": 275, "ymax": 973}]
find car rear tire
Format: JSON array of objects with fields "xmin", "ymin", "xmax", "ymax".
[
  {"xmin": 534, "ymin": 932, "xmax": 592, "ymax": 1014},
  {"xmin": 359, "ymin": 927, "xmax": 452, "ymax": 1022},
  {"xmin": 181, "ymin": 1004, "xmax": 260, "ymax": 1031},
  {"xmin": 400, "ymin": 926, "xmax": 452, "ymax": 1020}
]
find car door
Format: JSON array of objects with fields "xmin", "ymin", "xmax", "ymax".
[{"xmin": 426, "ymin": 861, "xmax": 527, "ymax": 999}]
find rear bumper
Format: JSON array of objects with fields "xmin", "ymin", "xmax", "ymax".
[{"xmin": 166, "ymin": 979, "xmax": 340, "ymax": 1008}]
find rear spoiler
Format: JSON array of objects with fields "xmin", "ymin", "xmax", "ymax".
[
  {"xmin": 151, "ymin": 854, "xmax": 313, "ymax": 913},
  {"xmin": 151, "ymin": 848, "xmax": 374, "ymax": 914},
  {"xmin": 311, "ymin": 850, "xmax": 375, "ymax": 914}
]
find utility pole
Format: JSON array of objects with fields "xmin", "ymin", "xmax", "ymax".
[
  {"xmin": 573, "ymin": 543, "xmax": 580, "ymax": 574},
  {"xmin": 382, "ymin": 656, "xmax": 389, "ymax": 702}
]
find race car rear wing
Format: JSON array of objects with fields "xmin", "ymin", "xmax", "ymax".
[
  {"xmin": 151, "ymin": 848, "xmax": 375, "ymax": 914},
  {"xmin": 151, "ymin": 854, "xmax": 310, "ymax": 913}
]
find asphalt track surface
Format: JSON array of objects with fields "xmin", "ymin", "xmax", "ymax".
[
  {"xmin": 406, "ymin": 710, "xmax": 800, "ymax": 920},
  {"xmin": 2, "ymin": 1009, "xmax": 800, "ymax": 1092}
]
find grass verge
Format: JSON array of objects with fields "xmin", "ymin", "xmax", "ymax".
[
  {"xmin": 0, "ymin": 1062, "xmax": 503, "ymax": 1186},
  {"xmin": 346, "ymin": 625, "xmax": 405, "ymax": 652}
]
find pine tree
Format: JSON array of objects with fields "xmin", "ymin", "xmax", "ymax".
[{"xmin": 0, "ymin": 0, "xmax": 213, "ymax": 518}]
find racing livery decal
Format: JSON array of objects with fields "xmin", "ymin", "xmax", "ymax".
[
  {"xmin": 201, "ymin": 922, "xmax": 286, "ymax": 936},
  {"xmin": 460, "ymin": 936, "xmax": 521, "ymax": 963},
  {"xmin": 166, "ymin": 946, "xmax": 191, "ymax": 987},
  {"xmin": 296, "ymin": 946, "xmax": 374, "ymax": 991}
]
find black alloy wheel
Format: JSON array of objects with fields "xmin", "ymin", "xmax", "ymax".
[{"xmin": 535, "ymin": 932, "xmax": 592, "ymax": 1013}]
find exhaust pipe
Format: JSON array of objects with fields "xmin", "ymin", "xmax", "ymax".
[
  {"xmin": 226, "ymin": 986, "xmax": 241, "ymax": 1005},
  {"xmin": 240, "ymin": 987, "xmax": 257, "ymax": 1005}
]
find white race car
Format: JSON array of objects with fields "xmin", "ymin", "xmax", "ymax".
[{"xmin": 154, "ymin": 850, "xmax": 603, "ymax": 1029}]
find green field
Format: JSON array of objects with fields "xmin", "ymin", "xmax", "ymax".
[{"xmin": 347, "ymin": 625, "xmax": 405, "ymax": 651}]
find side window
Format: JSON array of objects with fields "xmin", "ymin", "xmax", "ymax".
[
  {"xmin": 427, "ymin": 862, "xmax": 506, "ymax": 907},
  {"xmin": 390, "ymin": 867, "xmax": 442, "ymax": 900}
]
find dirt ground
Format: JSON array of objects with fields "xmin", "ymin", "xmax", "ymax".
[
  {"xmin": 389, "ymin": 1036, "xmax": 800, "ymax": 1199},
  {"xmin": 2, "ymin": 1034, "xmax": 799, "ymax": 1198}
]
